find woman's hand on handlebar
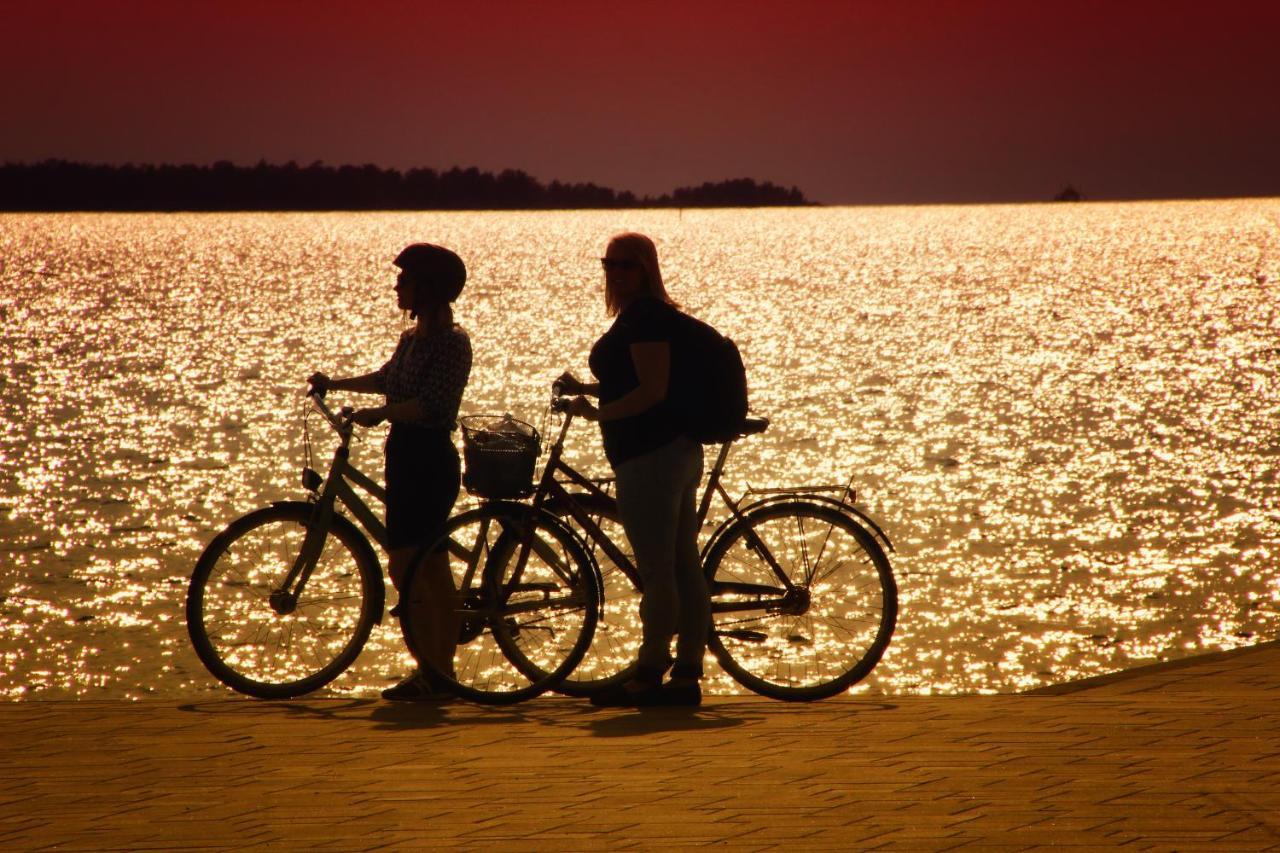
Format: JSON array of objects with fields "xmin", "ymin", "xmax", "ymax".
[
  {"xmin": 554, "ymin": 371, "xmax": 584, "ymax": 396},
  {"xmin": 565, "ymin": 396, "xmax": 598, "ymax": 421},
  {"xmin": 348, "ymin": 407, "xmax": 387, "ymax": 427},
  {"xmin": 307, "ymin": 371, "xmax": 331, "ymax": 397}
]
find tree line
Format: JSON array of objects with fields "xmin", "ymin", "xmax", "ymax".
[{"xmin": 0, "ymin": 160, "xmax": 813, "ymax": 211}]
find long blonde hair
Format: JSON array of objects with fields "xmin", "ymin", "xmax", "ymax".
[{"xmin": 604, "ymin": 232, "xmax": 678, "ymax": 316}]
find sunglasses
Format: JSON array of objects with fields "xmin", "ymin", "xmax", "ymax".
[{"xmin": 600, "ymin": 257, "xmax": 641, "ymax": 272}]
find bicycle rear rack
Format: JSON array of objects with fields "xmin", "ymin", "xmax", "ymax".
[{"xmin": 741, "ymin": 482, "xmax": 856, "ymax": 504}]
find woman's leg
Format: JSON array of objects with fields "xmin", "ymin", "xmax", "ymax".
[
  {"xmin": 389, "ymin": 546, "xmax": 459, "ymax": 677},
  {"xmin": 614, "ymin": 439, "xmax": 703, "ymax": 684},
  {"xmin": 670, "ymin": 441, "xmax": 707, "ymax": 683},
  {"xmin": 384, "ymin": 427, "xmax": 462, "ymax": 684},
  {"xmin": 414, "ymin": 550, "xmax": 461, "ymax": 676}
]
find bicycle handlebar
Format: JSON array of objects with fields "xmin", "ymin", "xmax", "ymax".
[
  {"xmin": 307, "ymin": 387, "xmax": 354, "ymax": 434},
  {"xmin": 549, "ymin": 376, "xmax": 579, "ymax": 417}
]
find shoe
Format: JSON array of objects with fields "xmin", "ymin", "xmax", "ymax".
[
  {"xmin": 588, "ymin": 681, "xmax": 662, "ymax": 708},
  {"xmin": 645, "ymin": 681, "xmax": 702, "ymax": 707},
  {"xmin": 381, "ymin": 670, "xmax": 455, "ymax": 702},
  {"xmin": 424, "ymin": 669, "xmax": 458, "ymax": 694}
]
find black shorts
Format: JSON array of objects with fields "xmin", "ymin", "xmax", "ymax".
[{"xmin": 384, "ymin": 424, "xmax": 461, "ymax": 551}]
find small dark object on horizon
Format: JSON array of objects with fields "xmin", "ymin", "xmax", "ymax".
[{"xmin": 1054, "ymin": 184, "xmax": 1085, "ymax": 202}]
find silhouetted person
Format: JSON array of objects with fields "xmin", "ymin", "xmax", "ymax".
[
  {"xmin": 558, "ymin": 233, "xmax": 708, "ymax": 707},
  {"xmin": 309, "ymin": 243, "xmax": 471, "ymax": 701}
]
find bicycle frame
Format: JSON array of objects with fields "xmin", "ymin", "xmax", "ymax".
[
  {"xmin": 272, "ymin": 394, "xmax": 390, "ymax": 609},
  {"xmin": 525, "ymin": 407, "xmax": 802, "ymax": 617},
  {"xmin": 292, "ymin": 396, "xmax": 579, "ymax": 624}
]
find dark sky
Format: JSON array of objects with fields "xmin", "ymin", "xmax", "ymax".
[{"xmin": 4, "ymin": 0, "xmax": 1278, "ymax": 203}]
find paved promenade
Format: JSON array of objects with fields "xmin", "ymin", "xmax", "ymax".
[{"xmin": 2, "ymin": 642, "xmax": 1279, "ymax": 850}]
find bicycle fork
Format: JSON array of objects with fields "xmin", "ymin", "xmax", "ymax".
[{"xmin": 271, "ymin": 446, "xmax": 348, "ymax": 615}]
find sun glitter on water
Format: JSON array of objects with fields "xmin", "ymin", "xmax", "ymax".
[{"xmin": 1, "ymin": 201, "xmax": 1278, "ymax": 699}]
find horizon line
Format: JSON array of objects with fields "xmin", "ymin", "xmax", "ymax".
[{"xmin": 2, "ymin": 158, "xmax": 1278, "ymax": 208}]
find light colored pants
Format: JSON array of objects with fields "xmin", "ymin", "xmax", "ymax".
[{"xmin": 613, "ymin": 436, "xmax": 707, "ymax": 681}]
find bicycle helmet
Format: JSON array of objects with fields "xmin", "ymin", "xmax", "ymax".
[{"xmin": 393, "ymin": 243, "xmax": 466, "ymax": 303}]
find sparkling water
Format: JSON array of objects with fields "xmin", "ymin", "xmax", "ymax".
[{"xmin": 2, "ymin": 201, "xmax": 1278, "ymax": 699}]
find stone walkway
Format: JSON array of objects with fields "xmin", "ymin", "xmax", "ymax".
[{"xmin": 2, "ymin": 642, "xmax": 1279, "ymax": 850}]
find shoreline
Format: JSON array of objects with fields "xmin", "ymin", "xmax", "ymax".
[
  {"xmin": 4, "ymin": 194, "xmax": 1280, "ymax": 214},
  {"xmin": 2, "ymin": 637, "xmax": 1270, "ymax": 703},
  {"xmin": 3, "ymin": 641, "xmax": 1277, "ymax": 848}
]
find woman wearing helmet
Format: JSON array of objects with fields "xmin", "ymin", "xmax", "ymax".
[{"xmin": 309, "ymin": 243, "xmax": 471, "ymax": 701}]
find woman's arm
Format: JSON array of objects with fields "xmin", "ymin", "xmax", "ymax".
[
  {"xmin": 309, "ymin": 370, "xmax": 385, "ymax": 395},
  {"xmin": 349, "ymin": 397, "xmax": 423, "ymax": 427},
  {"xmin": 555, "ymin": 371, "xmax": 600, "ymax": 397},
  {"xmin": 331, "ymin": 371, "xmax": 386, "ymax": 394},
  {"xmin": 576, "ymin": 342, "xmax": 669, "ymax": 422}
]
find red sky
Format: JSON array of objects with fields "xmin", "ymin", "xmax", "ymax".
[{"xmin": 4, "ymin": 0, "xmax": 1278, "ymax": 203}]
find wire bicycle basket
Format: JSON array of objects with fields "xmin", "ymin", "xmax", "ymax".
[{"xmin": 460, "ymin": 414, "xmax": 542, "ymax": 500}]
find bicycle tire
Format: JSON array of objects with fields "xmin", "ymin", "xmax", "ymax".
[
  {"xmin": 705, "ymin": 500, "xmax": 896, "ymax": 701},
  {"xmin": 399, "ymin": 503, "xmax": 599, "ymax": 704},
  {"xmin": 542, "ymin": 493, "xmax": 641, "ymax": 696},
  {"xmin": 186, "ymin": 501, "xmax": 384, "ymax": 699}
]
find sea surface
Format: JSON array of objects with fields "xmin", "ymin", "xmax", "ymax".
[{"xmin": 2, "ymin": 202, "xmax": 1278, "ymax": 700}]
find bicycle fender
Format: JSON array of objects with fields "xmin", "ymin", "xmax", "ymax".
[
  {"xmin": 270, "ymin": 500, "xmax": 387, "ymax": 624},
  {"xmin": 700, "ymin": 515, "xmax": 739, "ymax": 563},
  {"xmin": 730, "ymin": 493, "xmax": 896, "ymax": 554},
  {"xmin": 533, "ymin": 505, "xmax": 606, "ymax": 622},
  {"xmin": 334, "ymin": 512, "xmax": 386, "ymax": 624},
  {"xmin": 543, "ymin": 492, "xmax": 618, "ymax": 522},
  {"xmin": 479, "ymin": 501, "xmax": 606, "ymax": 622},
  {"xmin": 190, "ymin": 502, "xmax": 313, "ymax": 582}
]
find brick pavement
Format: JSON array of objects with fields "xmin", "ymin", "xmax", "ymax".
[{"xmin": 2, "ymin": 642, "xmax": 1278, "ymax": 850}]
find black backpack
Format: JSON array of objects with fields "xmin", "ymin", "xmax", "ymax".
[{"xmin": 670, "ymin": 311, "xmax": 749, "ymax": 444}]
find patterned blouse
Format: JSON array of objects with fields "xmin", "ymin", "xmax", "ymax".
[{"xmin": 375, "ymin": 325, "xmax": 472, "ymax": 430}]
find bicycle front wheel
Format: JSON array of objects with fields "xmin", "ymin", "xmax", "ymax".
[
  {"xmin": 706, "ymin": 501, "xmax": 896, "ymax": 701},
  {"xmin": 544, "ymin": 493, "xmax": 641, "ymax": 696},
  {"xmin": 186, "ymin": 502, "xmax": 384, "ymax": 699},
  {"xmin": 401, "ymin": 504, "xmax": 599, "ymax": 704}
]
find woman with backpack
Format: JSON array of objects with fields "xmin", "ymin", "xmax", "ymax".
[
  {"xmin": 308, "ymin": 243, "xmax": 472, "ymax": 702},
  {"xmin": 557, "ymin": 232, "xmax": 708, "ymax": 707}
]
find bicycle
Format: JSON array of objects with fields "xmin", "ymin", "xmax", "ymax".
[
  {"xmin": 185, "ymin": 390, "xmax": 598, "ymax": 702},
  {"xmin": 400, "ymin": 383, "xmax": 899, "ymax": 702}
]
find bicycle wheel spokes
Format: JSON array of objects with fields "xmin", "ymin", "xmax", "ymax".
[
  {"xmin": 554, "ymin": 509, "xmax": 641, "ymax": 694},
  {"xmin": 187, "ymin": 503, "xmax": 381, "ymax": 699},
  {"xmin": 484, "ymin": 514, "xmax": 596, "ymax": 694},
  {"xmin": 411, "ymin": 506, "xmax": 597, "ymax": 704},
  {"xmin": 707, "ymin": 501, "xmax": 896, "ymax": 701}
]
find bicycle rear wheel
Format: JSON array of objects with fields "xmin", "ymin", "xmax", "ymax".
[
  {"xmin": 186, "ymin": 502, "xmax": 384, "ymax": 699},
  {"xmin": 705, "ymin": 501, "xmax": 896, "ymax": 701},
  {"xmin": 400, "ymin": 504, "xmax": 599, "ymax": 704}
]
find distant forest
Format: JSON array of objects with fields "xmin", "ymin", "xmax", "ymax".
[{"xmin": 0, "ymin": 160, "xmax": 813, "ymax": 211}]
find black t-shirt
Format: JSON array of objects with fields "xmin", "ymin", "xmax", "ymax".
[{"xmin": 588, "ymin": 297, "xmax": 682, "ymax": 467}]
